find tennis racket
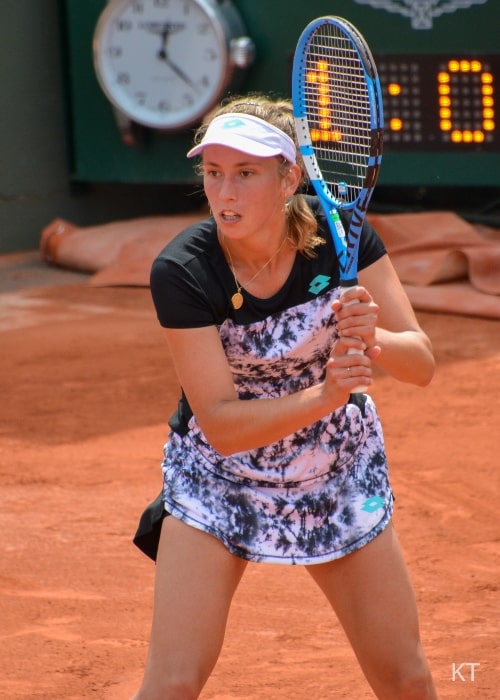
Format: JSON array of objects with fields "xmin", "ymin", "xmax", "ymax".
[{"xmin": 292, "ymin": 15, "xmax": 384, "ymax": 391}]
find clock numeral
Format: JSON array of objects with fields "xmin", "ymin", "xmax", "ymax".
[
  {"xmin": 158, "ymin": 100, "xmax": 171, "ymax": 113},
  {"xmin": 116, "ymin": 19, "xmax": 132, "ymax": 31},
  {"xmin": 135, "ymin": 91, "xmax": 147, "ymax": 106},
  {"xmin": 107, "ymin": 46, "xmax": 123, "ymax": 58},
  {"xmin": 153, "ymin": 0, "xmax": 169, "ymax": 7},
  {"xmin": 205, "ymin": 47, "xmax": 218, "ymax": 62},
  {"xmin": 198, "ymin": 22, "xmax": 210, "ymax": 36},
  {"xmin": 183, "ymin": 93, "xmax": 195, "ymax": 106},
  {"xmin": 132, "ymin": 1, "xmax": 145, "ymax": 13},
  {"xmin": 117, "ymin": 72, "xmax": 131, "ymax": 86}
]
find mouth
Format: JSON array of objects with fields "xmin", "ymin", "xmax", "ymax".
[{"xmin": 219, "ymin": 210, "xmax": 241, "ymax": 223}]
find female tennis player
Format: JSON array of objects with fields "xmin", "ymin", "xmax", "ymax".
[{"xmin": 131, "ymin": 95, "xmax": 438, "ymax": 700}]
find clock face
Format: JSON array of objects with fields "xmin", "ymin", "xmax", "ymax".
[{"xmin": 93, "ymin": 0, "xmax": 232, "ymax": 130}]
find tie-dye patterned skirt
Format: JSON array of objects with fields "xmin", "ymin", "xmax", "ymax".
[{"xmin": 160, "ymin": 396, "xmax": 393, "ymax": 565}]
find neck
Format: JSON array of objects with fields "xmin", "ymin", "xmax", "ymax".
[
  {"xmin": 218, "ymin": 228, "xmax": 294, "ymax": 309},
  {"xmin": 219, "ymin": 227, "xmax": 288, "ymax": 272},
  {"xmin": 220, "ymin": 229, "xmax": 289, "ymax": 289}
]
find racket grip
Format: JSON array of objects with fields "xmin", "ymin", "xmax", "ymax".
[
  {"xmin": 342, "ymin": 290, "xmax": 368, "ymax": 393},
  {"xmin": 347, "ymin": 345, "xmax": 368, "ymax": 394}
]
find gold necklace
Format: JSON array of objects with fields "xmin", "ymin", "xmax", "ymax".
[{"xmin": 222, "ymin": 234, "xmax": 289, "ymax": 310}]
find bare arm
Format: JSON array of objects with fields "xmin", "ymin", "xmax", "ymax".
[
  {"xmin": 339, "ymin": 254, "xmax": 435, "ymax": 386},
  {"xmin": 162, "ymin": 253, "xmax": 432, "ymax": 455},
  {"xmin": 163, "ymin": 325, "xmax": 371, "ymax": 456}
]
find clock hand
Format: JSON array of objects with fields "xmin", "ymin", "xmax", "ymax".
[
  {"xmin": 157, "ymin": 23, "xmax": 171, "ymax": 60},
  {"xmin": 142, "ymin": 21, "xmax": 185, "ymax": 61},
  {"xmin": 162, "ymin": 55, "xmax": 198, "ymax": 91},
  {"xmin": 157, "ymin": 22, "xmax": 184, "ymax": 51},
  {"xmin": 154, "ymin": 25, "xmax": 198, "ymax": 91},
  {"xmin": 152, "ymin": 22, "xmax": 197, "ymax": 90}
]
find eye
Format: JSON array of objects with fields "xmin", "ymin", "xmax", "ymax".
[
  {"xmin": 239, "ymin": 169, "xmax": 254, "ymax": 178},
  {"xmin": 203, "ymin": 167, "xmax": 220, "ymax": 178}
]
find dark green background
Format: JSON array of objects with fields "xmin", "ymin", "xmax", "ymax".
[
  {"xmin": 1, "ymin": 1, "xmax": 497, "ymax": 254},
  {"xmin": 64, "ymin": 0, "xmax": 499, "ymax": 186}
]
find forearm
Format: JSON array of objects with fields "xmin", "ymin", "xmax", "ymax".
[
  {"xmin": 373, "ymin": 327, "xmax": 435, "ymax": 386},
  {"xmin": 202, "ymin": 381, "xmax": 337, "ymax": 456},
  {"xmin": 164, "ymin": 326, "xmax": 373, "ymax": 456}
]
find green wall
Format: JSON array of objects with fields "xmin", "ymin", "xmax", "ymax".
[
  {"xmin": 66, "ymin": 0, "xmax": 499, "ymax": 186},
  {"xmin": 0, "ymin": 0, "xmax": 198, "ymax": 254}
]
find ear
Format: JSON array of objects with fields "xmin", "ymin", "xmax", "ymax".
[{"xmin": 281, "ymin": 163, "xmax": 302, "ymax": 198}]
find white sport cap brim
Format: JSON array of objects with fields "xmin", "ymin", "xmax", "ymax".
[{"xmin": 187, "ymin": 113, "xmax": 296, "ymax": 164}]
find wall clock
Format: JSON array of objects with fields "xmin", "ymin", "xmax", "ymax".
[{"xmin": 93, "ymin": 0, "xmax": 255, "ymax": 140}]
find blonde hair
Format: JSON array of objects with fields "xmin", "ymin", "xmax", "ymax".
[{"xmin": 193, "ymin": 94, "xmax": 325, "ymax": 259}]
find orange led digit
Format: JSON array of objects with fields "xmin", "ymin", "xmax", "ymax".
[
  {"xmin": 436, "ymin": 59, "xmax": 496, "ymax": 144},
  {"xmin": 305, "ymin": 60, "xmax": 347, "ymax": 143},
  {"xmin": 375, "ymin": 53, "xmax": 498, "ymax": 151}
]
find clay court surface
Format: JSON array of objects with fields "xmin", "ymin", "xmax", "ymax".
[{"xmin": 0, "ymin": 252, "xmax": 498, "ymax": 699}]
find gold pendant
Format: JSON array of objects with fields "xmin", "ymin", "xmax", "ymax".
[{"xmin": 231, "ymin": 291, "xmax": 244, "ymax": 310}]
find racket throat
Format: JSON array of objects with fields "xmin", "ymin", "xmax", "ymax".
[{"xmin": 340, "ymin": 278, "xmax": 358, "ymax": 289}]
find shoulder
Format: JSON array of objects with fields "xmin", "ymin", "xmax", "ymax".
[
  {"xmin": 153, "ymin": 216, "xmax": 218, "ymax": 271},
  {"xmin": 150, "ymin": 215, "xmax": 223, "ymax": 294},
  {"xmin": 150, "ymin": 216, "xmax": 230, "ymax": 328}
]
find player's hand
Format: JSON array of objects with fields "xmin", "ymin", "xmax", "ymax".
[
  {"xmin": 323, "ymin": 335, "xmax": 373, "ymax": 402},
  {"xmin": 331, "ymin": 286, "xmax": 381, "ymax": 359}
]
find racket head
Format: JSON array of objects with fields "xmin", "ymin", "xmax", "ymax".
[
  {"xmin": 292, "ymin": 16, "xmax": 383, "ymax": 208},
  {"xmin": 292, "ymin": 16, "xmax": 384, "ymax": 284}
]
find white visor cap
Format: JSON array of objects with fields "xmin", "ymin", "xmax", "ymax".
[{"xmin": 187, "ymin": 113, "xmax": 296, "ymax": 164}]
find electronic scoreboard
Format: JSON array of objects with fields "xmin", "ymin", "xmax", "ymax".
[{"xmin": 63, "ymin": 0, "xmax": 498, "ymax": 186}]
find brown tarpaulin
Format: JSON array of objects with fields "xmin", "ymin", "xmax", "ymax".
[{"xmin": 40, "ymin": 210, "xmax": 500, "ymax": 318}]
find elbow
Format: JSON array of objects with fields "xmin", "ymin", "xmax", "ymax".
[
  {"xmin": 199, "ymin": 416, "xmax": 245, "ymax": 456},
  {"xmin": 200, "ymin": 426, "xmax": 233, "ymax": 456},
  {"xmin": 413, "ymin": 354, "xmax": 436, "ymax": 387},
  {"xmin": 415, "ymin": 372, "xmax": 434, "ymax": 388},
  {"xmin": 194, "ymin": 401, "xmax": 245, "ymax": 456},
  {"xmin": 207, "ymin": 436, "xmax": 237, "ymax": 457},
  {"xmin": 412, "ymin": 334, "xmax": 436, "ymax": 387},
  {"xmin": 203, "ymin": 421, "xmax": 262, "ymax": 456}
]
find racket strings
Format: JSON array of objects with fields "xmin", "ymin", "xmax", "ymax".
[{"xmin": 303, "ymin": 26, "xmax": 373, "ymax": 203}]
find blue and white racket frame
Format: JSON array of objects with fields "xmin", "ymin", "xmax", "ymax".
[{"xmin": 292, "ymin": 15, "xmax": 384, "ymax": 290}]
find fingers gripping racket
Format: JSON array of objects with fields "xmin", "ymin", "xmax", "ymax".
[{"xmin": 292, "ymin": 16, "xmax": 384, "ymax": 392}]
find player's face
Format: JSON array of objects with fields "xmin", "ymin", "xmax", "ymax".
[{"xmin": 201, "ymin": 145, "xmax": 297, "ymax": 242}]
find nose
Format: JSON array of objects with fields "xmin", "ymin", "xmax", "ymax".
[{"xmin": 218, "ymin": 174, "xmax": 237, "ymax": 201}]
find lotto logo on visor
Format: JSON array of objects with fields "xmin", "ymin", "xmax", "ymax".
[
  {"xmin": 220, "ymin": 118, "xmax": 246, "ymax": 129},
  {"xmin": 186, "ymin": 113, "xmax": 297, "ymax": 163}
]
